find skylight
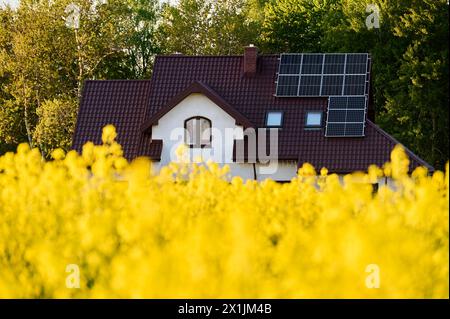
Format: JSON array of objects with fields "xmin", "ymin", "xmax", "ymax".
[
  {"xmin": 266, "ymin": 111, "xmax": 283, "ymax": 127},
  {"xmin": 305, "ymin": 111, "xmax": 322, "ymax": 128}
]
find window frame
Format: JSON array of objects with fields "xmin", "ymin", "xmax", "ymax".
[
  {"xmin": 265, "ymin": 111, "xmax": 284, "ymax": 128},
  {"xmin": 184, "ymin": 116, "xmax": 212, "ymax": 149},
  {"xmin": 304, "ymin": 111, "xmax": 323, "ymax": 129}
]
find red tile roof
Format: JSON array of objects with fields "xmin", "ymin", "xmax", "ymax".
[
  {"xmin": 141, "ymin": 81, "xmax": 253, "ymax": 131},
  {"xmin": 72, "ymin": 80, "xmax": 154, "ymax": 160},
  {"xmin": 143, "ymin": 139, "xmax": 163, "ymax": 161},
  {"xmin": 72, "ymin": 54, "xmax": 434, "ymax": 173}
]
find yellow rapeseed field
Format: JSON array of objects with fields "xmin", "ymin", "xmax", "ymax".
[{"xmin": 0, "ymin": 125, "xmax": 448, "ymax": 298}]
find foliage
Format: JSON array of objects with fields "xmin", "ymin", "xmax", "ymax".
[
  {"xmin": 122, "ymin": 0, "xmax": 161, "ymax": 78},
  {"xmin": 158, "ymin": 0, "xmax": 212, "ymax": 55},
  {"xmin": 260, "ymin": 0, "xmax": 339, "ymax": 52},
  {"xmin": 0, "ymin": 0, "xmax": 160, "ymax": 154},
  {"xmin": 158, "ymin": 0, "xmax": 259, "ymax": 55},
  {"xmin": 378, "ymin": 0, "xmax": 449, "ymax": 169},
  {"xmin": 0, "ymin": 126, "xmax": 448, "ymax": 298},
  {"xmin": 33, "ymin": 98, "xmax": 78, "ymax": 157}
]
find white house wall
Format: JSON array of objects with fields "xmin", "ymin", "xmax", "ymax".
[
  {"xmin": 336, "ymin": 175, "xmax": 395, "ymax": 189},
  {"xmin": 150, "ymin": 93, "xmax": 298, "ymax": 181},
  {"xmin": 226, "ymin": 162, "xmax": 299, "ymax": 182},
  {"xmin": 255, "ymin": 161, "xmax": 298, "ymax": 182}
]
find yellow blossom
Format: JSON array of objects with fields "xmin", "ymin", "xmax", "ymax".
[{"xmin": 0, "ymin": 125, "xmax": 447, "ymax": 299}]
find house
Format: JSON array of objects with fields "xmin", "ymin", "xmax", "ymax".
[{"xmin": 72, "ymin": 46, "xmax": 433, "ymax": 184}]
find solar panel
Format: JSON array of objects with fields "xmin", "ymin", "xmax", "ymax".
[
  {"xmin": 328, "ymin": 109, "xmax": 347, "ymax": 122},
  {"xmin": 301, "ymin": 54, "xmax": 324, "ymax": 74},
  {"xmin": 347, "ymin": 96, "xmax": 366, "ymax": 108},
  {"xmin": 280, "ymin": 54, "xmax": 302, "ymax": 64},
  {"xmin": 276, "ymin": 75, "xmax": 299, "ymax": 96},
  {"xmin": 325, "ymin": 96, "xmax": 367, "ymax": 137},
  {"xmin": 345, "ymin": 123, "xmax": 365, "ymax": 136},
  {"xmin": 346, "ymin": 54, "xmax": 368, "ymax": 74},
  {"xmin": 298, "ymin": 75, "xmax": 321, "ymax": 95},
  {"xmin": 321, "ymin": 75, "xmax": 344, "ymax": 95},
  {"xmin": 323, "ymin": 54, "xmax": 345, "ymax": 74},
  {"xmin": 328, "ymin": 96, "xmax": 347, "ymax": 109},
  {"xmin": 344, "ymin": 75, "xmax": 366, "ymax": 95},
  {"xmin": 346, "ymin": 109, "xmax": 365, "ymax": 122},
  {"xmin": 279, "ymin": 54, "xmax": 302, "ymax": 74},
  {"xmin": 276, "ymin": 53, "xmax": 371, "ymax": 138},
  {"xmin": 276, "ymin": 53, "xmax": 369, "ymax": 97},
  {"xmin": 326, "ymin": 123, "xmax": 346, "ymax": 136}
]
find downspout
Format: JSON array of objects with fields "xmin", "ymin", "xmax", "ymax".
[{"xmin": 253, "ymin": 163, "xmax": 257, "ymax": 181}]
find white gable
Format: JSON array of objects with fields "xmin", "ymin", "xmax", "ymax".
[
  {"xmin": 150, "ymin": 93, "xmax": 300, "ymax": 182},
  {"xmin": 151, "ymin": 93, "xmax": 244, "ymax": 166}
]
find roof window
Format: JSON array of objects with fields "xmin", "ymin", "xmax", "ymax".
[{"xmin": 266, "ymin": 111, "xmax": 283, "ymax": 127}]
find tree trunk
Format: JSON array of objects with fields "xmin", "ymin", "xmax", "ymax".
[
  {"xmin": 75, "ymin": 29, "xmax": 84, "ymax": 98},
  {"xmin": 23, "ymin": 97, "xmax": 33, "ymax": 148}
]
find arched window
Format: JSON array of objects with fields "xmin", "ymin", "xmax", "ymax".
[{"xmin": 184, "ymin": 116, "xmax": 212, "ymax": 148}]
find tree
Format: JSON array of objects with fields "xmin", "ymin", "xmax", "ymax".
[
  {"xmin": 157, "ymin": 0, "xmax": 259, "ymax": 55},
  {"xmin": 0, "ymin": 6, "xmax": 23, "ymax": 153},
  {"xmin": 208, "ymin": 0, "xmax": 260, "ymax": 55},
  {"xmin": 380, "ymin": 0, "xmax": 449, "ymax": 168},
  {"xmin": 0, "ymin": 0, "xmax": 161, "ymax": 156},
  {"xmin": 33, "ymin": 98, "xmax": 78, "ymax": 156},
  {"xmin": 260, "ymin": 0, "xmax": 341, "ymax": 53},
  {"xmin": 158, "ymin": 0, "xmax": 213, "ymax": 55},
  {"xmin": 123, "ymin": 0, "xmax": 161, "ymax": 78}
]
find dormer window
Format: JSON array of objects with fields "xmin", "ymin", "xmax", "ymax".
[
  {"xmin": 305, "ymin": 111, "xmax": 322, "ymax": 129},
  {"xmin": 184, "ymin": 116, "xmax": 212, "ymax": 148},
  {"xmin": 266, "ymin": 111, "xmax": 283, "ymax": 127}
]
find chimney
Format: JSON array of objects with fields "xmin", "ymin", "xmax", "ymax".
[{"xmin": 244, "ymin": 45, "xmax": 258, "ymax": 77}]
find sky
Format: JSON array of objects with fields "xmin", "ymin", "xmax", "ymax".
[{"xmin": 1, "ymin": 0, "xmax": 18, "ymax": 9}]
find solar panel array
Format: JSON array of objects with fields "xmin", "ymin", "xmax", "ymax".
[
  {"xmin": 276, "ymin": 53, "xmax": 369, "ymax": 97},
  {"xmin": 325, "ymin": 96, "xmax": 367, "ymax": 137},
  {"xmin": 276, "ymin": 53, "xmax": 370, "ymax": 137}
]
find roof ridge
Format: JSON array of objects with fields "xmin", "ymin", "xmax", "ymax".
[
  {"xmin": 84, "ymin": 79, "xmax": 152, "ymax": 83},
  {"xmin": 366, "ymin": 120, "xmax": 434, "ymax": 170},
  {"xmin": 155, "ymin": 54, "xmax": 280, "ymax": 59}
]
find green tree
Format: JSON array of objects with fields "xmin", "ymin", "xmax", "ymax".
[
  {"xmin": 158, "ymin": 0, "xmax": 213, "ymax": 55},
  {"xmin": 0, "ymin": 6, "xmax": 21, "ymax": 153},
  {"xmin": 33, "ymin": 97, "xmax": 78, "ymax": 156},
  {"xmin": 208, "ymin": 0, "xmax": 260, "ymax": 55},
  {"xmin": 0, "ymin": 0, "xmax": 161, "ymax": 155},
  {"xmin": 260, "ymin": 0, "xmax": 341, "ymax": 53},
  {"xmin": 158, "ymin": 0, "xmax": 259, "ymax": 55},
  {"xmin": 123, "ymin": 0, "xmax": 161, "ymax": 78},
  {"xmin": 380, "ymin": 0, "xmax": 449, "ymax": 168}
]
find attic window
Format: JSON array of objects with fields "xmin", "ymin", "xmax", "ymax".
[
  {"xmin": 184, "ymin": 116, "xmax": 212, "ymax": 148},
  {"xmin": 305, "ymin": 111, "xmax": 322, "ymax": 129},
  {"xmin": 266, "ymin": 111, "xmax": 283, "ymax": 127}
]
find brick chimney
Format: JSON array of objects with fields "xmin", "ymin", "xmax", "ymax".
[{"xmin": 243, "ymin": 45, "xmax": 258, "ymax": 77}]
